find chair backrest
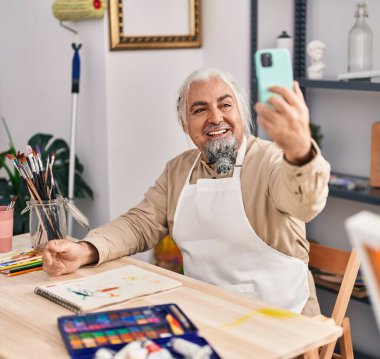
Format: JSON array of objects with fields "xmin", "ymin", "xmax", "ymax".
[{"xmin": 309, "ymin": 242, "xmax": 360, "ymax": 359}]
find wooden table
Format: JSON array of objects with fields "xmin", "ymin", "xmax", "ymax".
[{"xmin": 0, "ymin": 235, "xmax": 342, "ymax": 359}]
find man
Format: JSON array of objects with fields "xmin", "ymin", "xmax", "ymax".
[{"xmin": 43, "ymin": 68, "xmax": 330, "ymax": 316}]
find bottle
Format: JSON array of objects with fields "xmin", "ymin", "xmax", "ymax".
[
  {"xmin": 276, "ymin": 31, "xmax": 293, "ymax": 64},
  {"xmin": 348, "ymin": 3, "xmax": 373, "ymax": 72}
]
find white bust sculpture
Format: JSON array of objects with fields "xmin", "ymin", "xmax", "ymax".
[{"xmin": 307, "ymin": 40, "xmax": 326, "ymax": 79}]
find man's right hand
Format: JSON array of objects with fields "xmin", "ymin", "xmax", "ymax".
[{"xmin": 42, "ymin": 240, "xmax": 99, "ymax": 276}]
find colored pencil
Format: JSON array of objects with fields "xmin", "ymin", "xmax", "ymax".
[
  {"xmin": 1, "ymin": 262, "xmax": 43, "ymax": 275},
  {"xmin": 0, "ymin": 257, "xmax": 43, "ymax": 271},
  {"xmin": 7, "ymin": 261, "xmax": 43, "ymax": 274},
  {"xmin": 7, "ymin": 266, "xmax": 43, "ymax": 277},
  {"xmin": 0, "ymin": 250, "xmax": 37, "ymax": 266}
]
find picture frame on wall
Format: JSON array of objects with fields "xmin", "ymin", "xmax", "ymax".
[{"xmin": 108, "ymin": 0, "xmax": 202, "ymax": 50}]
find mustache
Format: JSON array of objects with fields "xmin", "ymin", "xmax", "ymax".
[{"xmin": 203, "ymin": 122, "xmax": 231, "ymax": 135}]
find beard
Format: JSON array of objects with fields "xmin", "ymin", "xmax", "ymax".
[{"xmin": 203, "ymin": 134, "xmax": 238, "ymax": 175}]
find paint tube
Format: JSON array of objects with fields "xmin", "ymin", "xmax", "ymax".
[
  {"xmin": 93, "ymin": 347, "xmax": 116, "ymax": 359},
  {"xmin": 114, "ymin": 341, "xmax": 148, "ymax": 359},
  {"xmin": 143, "ymin": 339, "xmax": 173, "ymax": 359},
  {"xmin": 170, "ymin": 337, "xmax": 212, "ymax": 359}
]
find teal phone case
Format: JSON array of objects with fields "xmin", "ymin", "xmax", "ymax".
[{"xmin": 255, "ymin": 48, "xmax": 293, "ymax": 104}]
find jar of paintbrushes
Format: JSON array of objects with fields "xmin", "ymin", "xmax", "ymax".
[
  {"xmin": 28, "ymin": 196, "xmax": 67, "ymax": 250},
  {"xmin": 7, "ymin": 146, "xmax": 89, "ymax": 250}
]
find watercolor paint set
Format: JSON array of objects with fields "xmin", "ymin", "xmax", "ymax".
[{"xmin": 57, "ymin": 303, "xmax": 221, "ymax": 359}]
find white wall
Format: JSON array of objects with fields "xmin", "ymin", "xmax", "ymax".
[
  {"xmin": 0, "ymin": 1, "xmax": 109, "ymax": 236},
  {"xmin": 258, "ymin": 0, "xmax": 294, "ymax": 50},
  {"xmin": 105, "ymin": 0, "xmax": 251, "ymax": 222},
  {"xmin": 0, "ymin": 1, "xmax": 250, "ymax": 250},
  {"xmin": 0, "ymin": 0, "xmax": 250, "ymax": 227}
]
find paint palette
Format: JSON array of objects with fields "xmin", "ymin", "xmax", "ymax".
[{"xmin": 57, "ymin": 303, "xmax": 220, "ymax": 359}]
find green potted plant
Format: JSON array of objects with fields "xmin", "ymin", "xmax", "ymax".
[
  {"xmin": 0, "ymin": 117, "xmax": 93, "ymax": 234},
  {"xmin": 310, "ymin": 122, "xmax": 323, "ymax": 148}
]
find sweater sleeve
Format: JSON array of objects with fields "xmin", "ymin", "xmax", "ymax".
[
  {"xmin": 81, "ymin": 165, "xmax": 170, "ymax": 265},
  {"xmin": 267, "ymin": 139, "xmax": 331, "ymax": 222}
]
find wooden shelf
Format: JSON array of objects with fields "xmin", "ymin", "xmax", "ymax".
[
  {"xmin": 312, "ymin": 273, "xmax": 370, "ymax": 305},
  {"xmin": 315, "ymin": 284, "xmax": 371, "ymax": 305},
  {"xmin": 298, "ymin": 78, "xmax": 380, "ymax": 92},
  {"xmin": 314, "ymin": 277, "xmax": 368, "ymax": 300},
  {"xmin": 329, "ymin": 173, "xmax": 380, "ymax": 206}
]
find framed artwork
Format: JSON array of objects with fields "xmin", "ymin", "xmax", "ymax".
[{"xmin": 108, "ymin": 0, "xmax": 202, "ymax": 50}]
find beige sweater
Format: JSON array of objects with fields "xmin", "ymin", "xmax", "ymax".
[{"xmin": 83, "ymin": 135, "xmax": 330, "ymax": 316}]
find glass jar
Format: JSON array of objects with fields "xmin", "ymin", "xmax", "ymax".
[
  {"xmin": 348, "ymin": 3, "xmax": 373, "ymax": 72},
  {"xmin": 28, "ymin": 196, "xmax": 67, "ymax": 250}
]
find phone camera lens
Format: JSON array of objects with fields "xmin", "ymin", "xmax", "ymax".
[{"xmin": 261, "ymin": 53, "xmax": 272, "ymax": 67}]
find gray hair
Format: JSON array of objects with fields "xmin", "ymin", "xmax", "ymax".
[{"xmin": 176, "ymin": 68, "xmax": 253, "ymax": 136}]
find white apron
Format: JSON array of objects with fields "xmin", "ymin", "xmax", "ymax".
[{"xmin": 172, "ymin": 136, "xmax": 310, "ymax": 313}]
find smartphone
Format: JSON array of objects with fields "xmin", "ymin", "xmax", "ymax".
[{"xmin": 255, "ymin": 48, "xmax": 293, "ymax": 104}]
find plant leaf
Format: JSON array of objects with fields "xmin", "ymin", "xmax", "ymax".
[
  {"xmin": 75, "ymin": 173, "xmax": 94, "ymax": 199},
  {"xmin": 28, "ymin": 133, "xmax": 54, "ymax": 154},
  {"xmin": 0, "ymin": 178, "xmax": 13, "ymax": 203},
  {"xmin": 1, "ymin": 116, "xmax": 15, "ymax": 149},
  {"xmin": 27, "ymin": 133, "xmax": 93, "ymax": 199}
]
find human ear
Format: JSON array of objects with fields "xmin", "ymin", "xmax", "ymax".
[{"xmin": 181, "ymin": 117, "xmax": 189, "ymax": 134}]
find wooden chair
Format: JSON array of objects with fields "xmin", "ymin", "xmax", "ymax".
[{"xmin": 309, "ymin": 242, "xmax": 360, "ymax": 359}]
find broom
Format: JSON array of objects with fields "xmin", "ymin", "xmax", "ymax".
[{"xmin": 52, "ymin": 0, "xmax": 106, "ymax": 235}]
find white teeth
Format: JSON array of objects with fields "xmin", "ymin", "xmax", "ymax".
[{"xmin": 208, "ymin": 129, "xmax": 227, "ymax": 136}]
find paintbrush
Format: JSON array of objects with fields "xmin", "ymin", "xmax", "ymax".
[
  {"xmin": 5, "ymin": 154, "xmax": 21, "ymax": 175},
  {"xmin": 25, "ymin": 147, "xmax": 42, "ymax": 194},
  {"xmin": 31, "ymin": 146, "xmax": 47, "ymax": 198},
  {"xmin": 44, "ymin": 153, "xmax": 50, "ymax": 183},
  {"xmin": 6, "ymin": 147, "xmax": 63, "ymax": 241},
  {"xmin": 7, "ymin": 155, "xmax": 51, "ymax": 240},
  {"xmin": 7, "ymin": 196, "xmax": 17, "ymax": 210},
  {"xmin": 20, "ymin": 154, "xmax": 33, "ymax": 180},
  {"xmin": 49, "ymin": 152, "xmax": 57, "ymax": 199},
  {"xmin": 35, "ymin": 145, "xmax": 44, "ymax": 172}
]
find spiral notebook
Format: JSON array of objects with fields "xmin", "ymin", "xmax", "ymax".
[{"xmin": 34, "ymin": 265, "xmax": 182, "ymax": 313}]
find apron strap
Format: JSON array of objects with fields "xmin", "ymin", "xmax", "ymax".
[
  {"xmin": 185, "ymin": 152, "xmax": 202, "ymax": 185},
  {"xmin": 233, "ymin": 135, "xmax": 247, "ymax": 178}
]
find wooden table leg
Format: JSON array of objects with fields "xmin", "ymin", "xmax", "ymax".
[{"xmin": 303, "ymin": 348, "xmax": 319, "ymax": 359}]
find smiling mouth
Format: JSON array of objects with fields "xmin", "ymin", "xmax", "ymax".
[{"xmin": 206, "ymin": 128, "xmax": 230, "ymax": 137}]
